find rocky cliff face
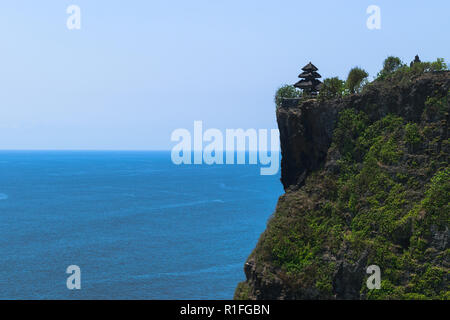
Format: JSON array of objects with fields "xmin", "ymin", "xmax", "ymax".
[
  {"xmin": 235, "ymin": 71, "xmax": 449, "ymax": 300},
  {"xmin": 277, "ymin": 98, "xmax": 338, "ymax": 190}
]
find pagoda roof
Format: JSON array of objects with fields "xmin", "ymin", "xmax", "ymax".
[
  {"xmin": 294, "ymin": 78, "xmax": 323, "ymax": 90},
  {"xmin": 294, "ymin": 80, "xmax": 313, "ymax": 88},
  {"xmin": 301, "ymin": 62, "xmax": 318, "ymax": 72},
  {"xmin": 298, "ymin": 71, "xmax": 322, "ymax": 78}
]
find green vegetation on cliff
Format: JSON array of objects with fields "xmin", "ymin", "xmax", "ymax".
[{"xmin": 236, "ymin": 57, "xmax": 449, "ymax": 300}]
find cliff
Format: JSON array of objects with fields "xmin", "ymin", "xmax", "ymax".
[{"xmin": 235, "ymin": 70, "xmax": 449, "ymax": 299}]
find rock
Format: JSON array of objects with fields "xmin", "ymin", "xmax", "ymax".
[
  {"xmin": 235, "ymin": 70, "xmax": 450, "ymax": 300},
  {"xmin": 277, "ymin": 98, "xmax": 339, "ymax": 190}
]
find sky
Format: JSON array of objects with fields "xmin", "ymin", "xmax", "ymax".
[{"xmin": 0, "ymin": 0, "xmax": 448, "ymax": 150}]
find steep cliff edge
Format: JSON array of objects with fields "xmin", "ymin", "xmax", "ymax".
[{"xmin": 235, "ymin": 71, "xmax": 449, "ymax": 300}]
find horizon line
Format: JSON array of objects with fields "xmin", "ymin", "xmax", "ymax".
[
  {"xmin": 0, "ymin": 149, "xmax": 172, "ymax": 152},
  {"xmin": 0, "ymin": 149, "xmax": 278, "ymax": 152}
]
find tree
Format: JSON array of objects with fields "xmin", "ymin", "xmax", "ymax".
[
  {"xmin": 275, "ymin": 85, "xmax": 302, "ymax": 107},
  {"xmin": 346, "ymin": 67, "xmax": 369, "ymax": 94},
  {"xmin": 383, "ymin": 56, "xmax": 403, "ymax": 74},
  {"xmin": 377, "ymin": 56, "xmax": 403, "ymax": 79},
  {"xmin": 319, "ymin": 77, "xmax": 346, "ymax": 99}
]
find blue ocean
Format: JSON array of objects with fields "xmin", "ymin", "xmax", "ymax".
[{"xmin": 0, "ymin": 151, "xmax": 283, "ymax": 299}]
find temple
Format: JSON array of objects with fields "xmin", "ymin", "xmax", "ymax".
[
  {"xmin": 294, "ymin": 62, "xmax": 323, "ymax": 96},
  {"xmin": 410, "ymin": 55, "xmax": 421, "ymax": 67}
]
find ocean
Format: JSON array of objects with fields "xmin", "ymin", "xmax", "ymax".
[{"xmin": 0, "ymin": 151, "xmax": 283, "ymax": 299}]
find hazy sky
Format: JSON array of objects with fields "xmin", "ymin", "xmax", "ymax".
[{"xmin": 0, "ymin": 0, "xmax": 448, "ymax": 150}]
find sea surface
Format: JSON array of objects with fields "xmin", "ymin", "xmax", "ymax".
[{"xmin": 0, "ymin": 151, "xmax": 283, "ymax": 299}]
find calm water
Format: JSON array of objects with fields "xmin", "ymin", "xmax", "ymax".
[{"xmin": 0, "ymin": 151, "xmax": 282, "ymax": 299}]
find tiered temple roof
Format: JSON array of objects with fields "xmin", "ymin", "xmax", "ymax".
[{"xmin": 294, "ymin": 62, "xmax": 322, "ymax": 95}]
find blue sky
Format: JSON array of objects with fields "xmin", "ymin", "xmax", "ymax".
[{"xmin": 0, "ymin": 0, "xmax": 448, "ymax": 150}]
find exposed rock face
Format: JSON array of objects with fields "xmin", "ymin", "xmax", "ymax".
[
  {"xmin": 277, "ymin": 99, "xmax": 338, "ymax": 190},
  {"xmin": 235, "ymin": 71, "xmax": 450, "ymax": 300}
]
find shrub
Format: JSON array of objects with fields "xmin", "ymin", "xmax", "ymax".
[
  {"xmin": 274, "ymin": 85, "xmax": 302, "ymax": 107},
  {"xmin": 332, "ymin": 108, "xmax": 368, "ymax": 159},
  {"xmin": 346, "ymin": 67, "xmax": 369, "ymax": 94},
  {"xmin": 319, "ymin": 77, "xmax": 346, "ymax": 100},
  {"xmin": 424, "ymin": 90, "xmax": 449, "ymax": 118},
  {"xmin": 405, "ymin": 123, "xmax": 422, "ymax": 150},
  {"xmin": 385, "ymin": 58, "xmax": 448, "ymax": 85},
  {"xmin": 429, "ymin": 58, "xmax": 448, "ymax": 72},
  {"xmin": 408, "ymin": 58, "xmax": 447, "ymax": 74},
  {"xmin": 377, "ymin": 56, "xmax": 404, "ymax": 80},
  {"xmin": 420, "ymin": 167, "xmax": 450, "ymax": 227}
]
